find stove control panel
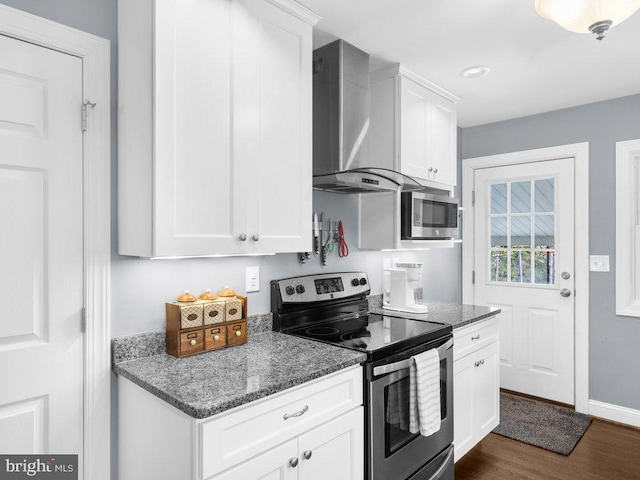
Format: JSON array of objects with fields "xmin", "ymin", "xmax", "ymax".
[{"xmin": 273, "ymin": 272, "xmax": 370, "ymax": 304}]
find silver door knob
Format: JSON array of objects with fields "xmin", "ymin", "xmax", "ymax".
[
  {"xmin": 289, "ymin": 458, "xmax": 299, "ymax": 468},
  {"xmin": 238, "ymin": 233, "xmax": 247, "ymax": 241},
  {"xmin": 303, "ymin": 450, "xmax": 312, "ymax": 460},
  {"xmin": 252, "ymin": 234, "xmax": 260, "ymax": 242},
  {"xmin": 560, "ymin": 288, "xmax": 572, "ymax": 297},
  {"xmin": 561, "ymin": 272, "xmax": 571, "ymax": 280}
]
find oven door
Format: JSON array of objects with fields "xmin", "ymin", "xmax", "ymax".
[{"xmin": 366, "ymin": 336, "xmax": 453, "ymax": 480}]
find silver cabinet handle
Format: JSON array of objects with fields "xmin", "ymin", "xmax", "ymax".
[
  {"xmin": 303, "ymin": 450, "xmax": 312, "ymax": 460},
  {"xmin": 428, "ymin": 167, "xmax": 434, "ymax": 172},
  {"xmin": 471, "ymin": 335, "xmax": 480, "ymax": 340},
  {"xmin": 283, "ymin": 405, "xmax": 308, "ymax": 420},
  {"xmin": 561, "ymin": 271, "xmax": 571, "ymax": 280},
  {"xmin": 434, "ymin": 168, "xmax": 438, "ymax": 174},
  {"xmin": 238, "ymin": 233, "xmax": 247, "ymax": 241},
  {"xmin": 252, "ymin": 233, "xmax": 260, "ymax": 242},
  {"xmin": 560, "ymin": 288, "xmax": 572, "ymax": 297},
  {"xmin": 289, "ymin": 458, "xmax": 299, "ymax": 468},
  {"xmin": 474, "ymin": 359, "xmax": 485, "ymax": 367}
]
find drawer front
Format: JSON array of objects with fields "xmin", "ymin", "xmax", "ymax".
[
  {"xmin": 199, "ymin": 365, "xmax": 363, "ymax": 479},
  {"xmin": 225, "ymin": 299, "xmax": 243, "ymax": 321},
  {"xmin": 454, "ymin": 317, "xmax": 497, "ymax": 360},
  {"xmin": 203, "ymin": 302, "xmax": 225, "ymax": 325},
  {"xmin": 180, "ymin": 330, "xmax": 204, "ymax": 355},
  {"xmin": 181, "ymin": 304, "xmax": 204, "ymax": 329},
  {"xmin": 204, "ymin": 326, "xmax": 226, "ymax": 351},
  {"xmin": 226, "ymin": 320, "xmax": 247, "ymax": 346}
]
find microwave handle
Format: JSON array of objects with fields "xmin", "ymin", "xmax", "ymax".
[{"xmin": 372, "ymin": 338, "xmax": 453, "ymax": 376}]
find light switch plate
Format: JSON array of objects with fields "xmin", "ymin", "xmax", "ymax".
[
  {"xmin": 246, "ymin": 266, "xmax": 259, "ymax": 292},
  {"xmin": 589, "ymin": 255, "xmax": 610, "ymax": 272}
]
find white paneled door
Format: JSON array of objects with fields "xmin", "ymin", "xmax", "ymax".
[
  {"xmin": 474, "ymin": 158, "xmax": 575, "ymax": 405},
  {"xmin": 0, "ymin": 34, "xmax": 84, "ymax": 462}
]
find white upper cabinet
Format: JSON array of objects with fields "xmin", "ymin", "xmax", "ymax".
[
  {"xmin": 118, "ymin": 0, "xmax": 318, "ymax": 257},
  {"xmin": 369, "ymin": 65, "xmax": 459, "ymax": 187}
]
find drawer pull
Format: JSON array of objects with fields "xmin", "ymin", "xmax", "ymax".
[
  {"xmin": 289, "ymin": 457, "xmax": 299, "ymax": 468},
  {"xmin": 471, "ymin": 335, "xmax": 481, "ymax": 340},
  {"xmin": 474, "ymin": 359, "xmax": 485, "ymax": 367},
  {"xmin": 235, "ymin": 330, "xmax": 242, "ymax": 337},
  {"xmin": 190, "ymin": 339, "xmax": 197, "ymax": 346},
  {"xmin": 213, "ymin": 335, "xmax": 220, "ymax": 341},
  {"xmin": 283, "ymin": 405, "xmax": 309, "ymax": 420},
  {"xmin": 303, "ymin": 450, "xmax": 312, "ymax": 460}
]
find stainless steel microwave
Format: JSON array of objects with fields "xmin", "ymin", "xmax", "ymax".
[{"xmin": 401, "ymin": 192, "xmax": 459, "ymax": 240}]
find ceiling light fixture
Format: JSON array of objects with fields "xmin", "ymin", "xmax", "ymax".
[
  {"xmin": 459, "ymin": 65, "xmax": 491, "ymax": 79},
  {"xmin": 535, "ymin": 0, "xmax": 640, "ymax": 40}
]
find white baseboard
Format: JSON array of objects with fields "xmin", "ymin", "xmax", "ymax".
[{"xmin": 588, "ymin": 400, "xmax": 640, "ymax": 428}]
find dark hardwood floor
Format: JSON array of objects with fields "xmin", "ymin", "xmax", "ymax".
[{"xmin": 455, "ymin": 419, "xmax": 640, "ymax": 480}]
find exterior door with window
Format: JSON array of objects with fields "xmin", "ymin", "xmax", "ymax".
[{"xmin": 474, "ymin": 158, "xmax": 575, "ymax": 405}]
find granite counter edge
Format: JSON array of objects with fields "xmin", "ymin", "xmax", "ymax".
[{"xmin": 114, "ymin": 352, "xmax": 366, "ymax": 419}]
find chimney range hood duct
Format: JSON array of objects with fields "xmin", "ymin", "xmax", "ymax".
[{"xmin": 312, "ymin": 40, "xmax": 424, "ymax": 194}]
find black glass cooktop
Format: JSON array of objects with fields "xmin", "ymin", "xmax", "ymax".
[{"xmin": 285, "ymin": 313, "xmax": 451, "ymax": 361}]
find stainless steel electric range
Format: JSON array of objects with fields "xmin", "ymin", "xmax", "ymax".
[{"xmin": 271, "ymin": 272, "xmax": 454, "ymax": 480}]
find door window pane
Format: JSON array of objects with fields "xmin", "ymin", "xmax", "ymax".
[
  {"xmin": 510, "ymin": 250, "xmax": 532, "ymax": 283},
  {"xmin": 534, "ymin": 251, "xmax": 555, "ymax": 285},
  {"xmin": 491, "ymin": 217, "xmax": 507, "ymax": 247},
  {"xmin": 535, "ymin": 215, "xmax": 555, "ymax": 249},
  {"xmin": 490, "ymin": 250, "xmax": 508, "ymax": 282},
  {"xmin": 535, "ymin": 178, "xmax": 554, "ymax": 212},
  {"xmin": 511, "ymin": 215, "xmax": 531, "ymax": 249},
  {"xmin": 511, "ymin": 182, "xmax": 531, "ymax": 213},
  {"xmin": 491, "ymin": 183, "xmax": 507, "ymax": 214}
]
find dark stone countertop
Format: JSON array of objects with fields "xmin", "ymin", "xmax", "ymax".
[
  {"xmin": 368, "ymin": 297, "xmax": 500, "ymax": 329},
  {"xmin": 113, "ymin": 330, "xmax": 366, "ymax": 419}
]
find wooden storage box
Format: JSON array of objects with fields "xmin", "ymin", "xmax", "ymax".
[{"xmin": 166, "ymin": 295, "xmax": 247, "ymax": 358}]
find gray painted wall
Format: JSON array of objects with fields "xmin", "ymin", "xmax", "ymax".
[{"xmin": 462, "ymin": 94, "xmax": 640, "ymax": 411}]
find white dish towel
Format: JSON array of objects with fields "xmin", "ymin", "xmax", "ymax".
[{"xmin": 409, "ymin": 348, "xmax": 441, "ymax": 437}]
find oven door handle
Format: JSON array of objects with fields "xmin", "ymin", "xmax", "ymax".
[{"xmin": 372, "ymin": 338, "xmax": 453, "ymax": 376}]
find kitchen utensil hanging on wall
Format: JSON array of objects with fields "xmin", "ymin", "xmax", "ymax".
[
  {"xmin": 319, "ymin": 213, "xmax": 327, "ymax": 265},
  {"xmin": 338, "ymin": 220, "xmax": 349, "ymax": 257}
]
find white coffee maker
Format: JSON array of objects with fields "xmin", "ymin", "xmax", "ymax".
[{"xmin": 383, "ymin": 261, "xmax": 428, "ymax": 313}]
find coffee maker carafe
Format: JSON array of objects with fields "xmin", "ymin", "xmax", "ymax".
[{"xmin": 383, "ymin": 262, "xmax": 428, "ymax": 313}]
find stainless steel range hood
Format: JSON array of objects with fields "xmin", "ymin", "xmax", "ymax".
[
  {"xmin": 313, "ymin": 167, "xmax": 425, "ymax": 194},
  {"xmin": 312, "ymin": 40, "xmax": 424, "ymax": 194}
]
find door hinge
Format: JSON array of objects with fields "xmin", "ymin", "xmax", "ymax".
[
  {"xmin": 472, "ymin": 270, "xmax": 475, "ymax": 284},
  {"xmin": 82, "ymin": 307, "xmax": 87, "ymax": 334},
  {"xmin": 82, "ymin": 100, "xmax": 96, "ymax": 132},
  {"xmin": 472, "ymin": 190, "xmax": 476, "ymax": 207}
]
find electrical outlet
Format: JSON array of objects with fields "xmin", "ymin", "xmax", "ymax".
[
  {"xmin": 246, "ymin": 266, "xmax": 259, "ymax": 292},
  {"xmin": 589, "ymin": 255, "xmax": 610, "ymax": 272}
]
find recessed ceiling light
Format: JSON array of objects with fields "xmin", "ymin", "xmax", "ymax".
[{"xmin": 459, "ymin": 65, "xmax": 491, "ymax": 79}]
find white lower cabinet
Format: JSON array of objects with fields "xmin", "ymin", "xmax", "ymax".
[
  {"xmin": 453, "ymin": 317, "xmax": 500, "ymax": 461},
  {"xmin": 215, "ymin": 408, "xmax": 363, "ymax": 480},
  {"xmin": 118, "ymin": 366, "xmax": 364, "ymax": 480}
]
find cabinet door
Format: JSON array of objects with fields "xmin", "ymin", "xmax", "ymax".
[
  {"xmin": 238, "ymin": 0, "xmax": 313, "ymax": 254},
  {"xmin": 298, "ymin": 407, "xmax": 364, "ymax": 480},
  {"xmin": 154, "ymin": 0, "xmax": 248, "ymax": 256},
  {"xmin": 453, "ymin": 341, "xmax": 500, "ymax": 462},
  {"xmin": 453, "ymin": 351, "xmax": 475, "ymax": 462},
  {"xmin": 399, "ymin": 77, "xmax": 431, "ymax": 181},
  {"xmin": 212, "ymin": 439, "xmax": 298, "ymax": 480},
  {"xmin": 473, "ymin": 341, "xmax": 500, "ymax": 440},
  {"xmin": 429, "ymin": 93, "xmax": 457, "ymax": 186}
]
